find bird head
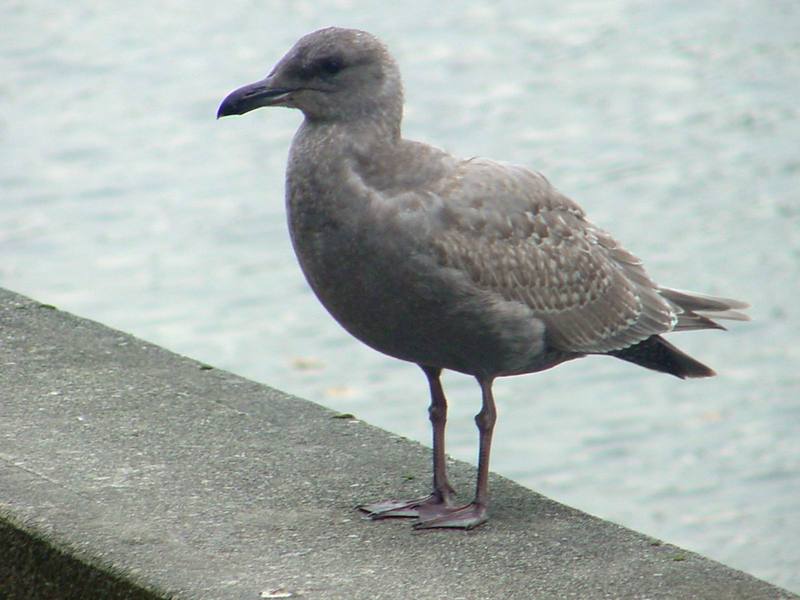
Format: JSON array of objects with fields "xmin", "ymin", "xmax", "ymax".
[{"xmin": 217, "ymin": 27, "xmax": 403, "ymax": 127}]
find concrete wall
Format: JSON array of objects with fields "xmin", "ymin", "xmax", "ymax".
[{"xmin": 1, "ymin": 288, "xmax": 795, "ymax": 600}]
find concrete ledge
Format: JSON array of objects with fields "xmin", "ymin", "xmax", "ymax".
[
  {"xmin": 0, "ymin": 287, "xmax": 795, "ymax": 600},
  {"xmin": 0, "ymin": 513, "xmax": 160, "ymax": 600}
]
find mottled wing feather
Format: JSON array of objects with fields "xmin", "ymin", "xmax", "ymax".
[{"xmin": 425, "ymin": 159, "xmax": 676, "ymax": 353}]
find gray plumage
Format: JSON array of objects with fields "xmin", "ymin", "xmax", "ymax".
[{"xmin": 218, "ymin": 27, "xmax": 749, "ymax": 529}]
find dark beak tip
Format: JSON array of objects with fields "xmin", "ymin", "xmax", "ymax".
[
  {"xmin": 216, "ymin": 95, "xmax": 239, "ymax": 119},
  {"xmin": 216, "ymin": 78, "xmax": 292, "ymax": 120}
]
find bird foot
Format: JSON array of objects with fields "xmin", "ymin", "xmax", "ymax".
[
  {"xmin": 358, "ymin": 493, "xmax": 453, "ymax": 520},
  {"xmin": 412, "ymin": 502, "xmax": 487, "ymax": 530}
]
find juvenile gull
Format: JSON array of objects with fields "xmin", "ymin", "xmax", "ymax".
[{"xmin": 217, "ymin": 27, "xmax": 749, "ymax": 529}]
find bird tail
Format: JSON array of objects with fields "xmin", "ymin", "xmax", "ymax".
[
  {"xmin": 658, "ymin": 287, "xmax": 750, "ymax": 331},
  {"xmin": 608, "ymin": 335, "xmax": 716, "ymax": 379}
]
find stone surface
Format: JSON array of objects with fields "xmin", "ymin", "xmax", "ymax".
[{"xmin": 0, "ymin": 288, "xmax": 794, "ymax": 599}]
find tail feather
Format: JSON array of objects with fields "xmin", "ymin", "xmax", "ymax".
[
  {"xmin": 605, "ymin": 288, "xmax": 748, "ymax": 378},
  {"xmin": 658, "ymin": 287, "xmax": 750, "ymax": 331},
  {"xmin": 607, "ymin": 335, "xmax": 716, "ymax": 379}
]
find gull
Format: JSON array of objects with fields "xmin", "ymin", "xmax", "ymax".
[{"xmin": 217, "ymin": 27, "xmax": 749, "ymax": 529}]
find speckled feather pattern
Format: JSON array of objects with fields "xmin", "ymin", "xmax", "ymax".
[{"xmin": 418, "ymin": 158, "xmax": 677, "ymax": 353}]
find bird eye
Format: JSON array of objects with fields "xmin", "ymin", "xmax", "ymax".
[{"xmin": 316, "ymin": 56, "xmax": 344, "ymax": 76}]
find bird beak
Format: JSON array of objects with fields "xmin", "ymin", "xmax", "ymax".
[{"xmin": 216, "ymin": 77, "xmax": 293, "ymax": 118}]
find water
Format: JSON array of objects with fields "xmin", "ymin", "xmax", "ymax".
[{"xmin": 2, "ymin": 0, "xmax": 799, "ymax": 592}]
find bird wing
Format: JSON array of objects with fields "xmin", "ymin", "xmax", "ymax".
[{"xmin": 410, "ymin": 158, "xmax": 677, "ymax": 353}]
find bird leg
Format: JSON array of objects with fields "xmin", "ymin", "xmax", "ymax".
[
  {"xmin": 425, "ymin": 366, "xmax": 458, "ymax": 505},
  {"xmin": 413, "ymin": 375, "xmax": 496, "ymax": 530},
  {"xmin": 359, "ymin": 366, "xmax": 456, "ymax": 519}
]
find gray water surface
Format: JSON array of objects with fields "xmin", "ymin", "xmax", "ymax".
[{"xmin": 2, "ymin": 0, "xmax": 799, "ymax": 592}]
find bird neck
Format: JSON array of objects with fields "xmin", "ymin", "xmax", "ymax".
[{"xmin": 296, "ymin": 113, "xmax": 403, "ymax": 161}]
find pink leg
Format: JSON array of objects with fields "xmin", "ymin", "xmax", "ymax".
[
  {"xmin": 413, "ymin": 375, "xmax": 496, "ymax": 530},
  {"xmin": 359, "ymin": 366, "xmax": 456, "ymax": 519}
]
